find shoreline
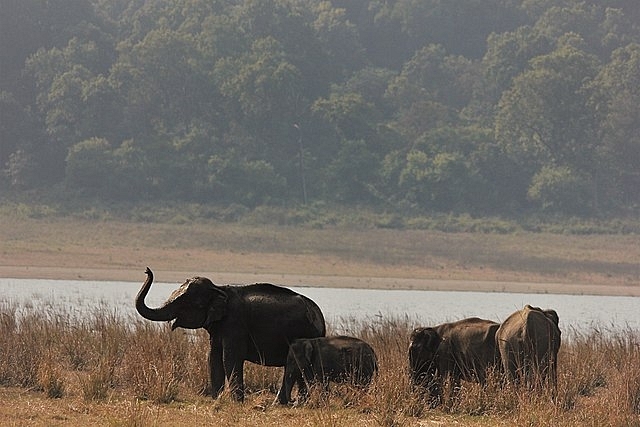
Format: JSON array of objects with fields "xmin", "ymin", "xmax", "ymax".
[
  {"xmin": 2, "ymin": 217, "xmax": 639, "ymax": 299},
  {"xmin": 2, "ymin": 265, "xmax": 638, "ymax": 297}
]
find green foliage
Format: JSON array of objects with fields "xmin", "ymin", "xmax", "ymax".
[
  {"xmin": 207, "ymin": 154, "xmax": 287, "ymax": 207},
  {"xmin": 65, "ymin": 138, "xmax": 113, "ymax": 194},
  {"xmin": 2, "ymin": 0, "xmax": 640, "ymax": 219},
  {"xmin": 527, "ymin": 165, "xmax": 591, "ymax": 214},
  {"xmin": 4, "ymin": 150, "xmax": 36, "ymax": 190},
  {"xmin": 590, "ymin": 43, "xmax": 640, "ymax": 206}
]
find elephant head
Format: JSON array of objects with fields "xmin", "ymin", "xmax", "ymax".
[
  {"xmin": 135, "ymin": 267, "xmax": 228, "ymax": 331},
  {"xmin": 408, "ymin": 327, "xmax": 442, "ymax": 388},
  {"xmin": 279, "ymin": 339, "xmax": 323, "ymax": 404},
  {"xmin": 283, "ymin": 339, "xmax": 312, "ymax": 369}
]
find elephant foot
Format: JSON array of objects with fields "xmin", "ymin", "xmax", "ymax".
[{"xmin": 274, "ymin": 393, "xmax": 289, "ymax": 405}]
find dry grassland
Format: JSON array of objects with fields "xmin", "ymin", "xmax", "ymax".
[{"xmin": 0, "ymin": 308, "xmax": 639, "ymax": 426}]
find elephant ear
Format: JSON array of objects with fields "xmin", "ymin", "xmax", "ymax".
[
  {"xmin": 486, "ymin": 323, "xmax": 500, "ymax": 341},
  {"xmin": 423, "ymin": 328, "xmax": 442, "ymax": 351},
  {"xmin": 544, "ymin": 309, "xmax": 559, "ymax": 326},
  {"xmin": 204, "ymin": 285, "xmax": 228, "ymax": 327}
]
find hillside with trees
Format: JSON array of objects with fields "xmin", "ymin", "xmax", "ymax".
[{"xmin": 1, "ymin": 0, "xmax": 639, "ymax": 217}]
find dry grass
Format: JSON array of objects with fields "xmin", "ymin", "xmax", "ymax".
[{"xmin": 0, "ymin": 303, "xmax": 639, "ymax": 426}]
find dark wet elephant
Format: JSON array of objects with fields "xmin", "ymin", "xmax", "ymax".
[
  {"xmin": 135, "ymin": 267, "xmax": 326, "ymax": 401},
  {"xmin": 278, "ymin": 335, "xmax": 378, "ymax": 405},
  {"xmin": 496, "ymin": 305, "xmax": 561, "ymax": 390},
  {"xmin": 408, "ymin": 317, "xmax": 500, "ymax": 405}
]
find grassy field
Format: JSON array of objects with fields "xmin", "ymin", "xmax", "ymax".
[{"xmin": 1, "ymin": 214, "xmax": 640, "ymax": 425}]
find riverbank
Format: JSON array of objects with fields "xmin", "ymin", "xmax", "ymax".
[
  {"xmin": 1, "ymin": 217, "xmax": 639, "ymax": 297},
  {"xmin": 1, "ymin": 265, "xmax": 639, "ymax": 297}
]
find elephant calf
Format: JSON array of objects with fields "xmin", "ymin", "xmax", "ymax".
[{"xmin": 277, "ymin": 335, "xmax": 378, "ymax": 405}]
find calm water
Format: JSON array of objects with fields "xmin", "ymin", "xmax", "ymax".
[{"xmin": 1, "ymin": 278, "xmax": 638, "ymax": 334}]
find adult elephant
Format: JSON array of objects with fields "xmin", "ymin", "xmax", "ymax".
[
  {"xmin": 408, "ymin": 317, "xmax": 500, "ymax": 405},
  {"xmin": 135, "ymin": 267, "xmax": 326, "ymax": 402},
  {"xmin": 496, "ymin": 305, "xmax": 561, "ymax": 390}
]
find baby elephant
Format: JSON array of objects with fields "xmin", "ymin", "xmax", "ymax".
[{"xmin": 277, "ymin": 335, "xmax": 378, "ymax": 405}]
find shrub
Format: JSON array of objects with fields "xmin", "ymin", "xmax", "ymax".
[{"xmin": 527, "ymin": 166, "xmax": 591, "ymax": 215}]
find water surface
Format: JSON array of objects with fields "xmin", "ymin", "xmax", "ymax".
[{"xmin": 1, "ymin": 278, "xmax": 637, "ymax": 334}]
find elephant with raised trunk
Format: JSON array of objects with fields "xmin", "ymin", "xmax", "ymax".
[
  {"xmin": 135, "ymin": 267, "xmax": 326, "ymax": 402},
  {"xmin": 409, "ymin": 317, "xmax": 500, "ymax": 405},
  {"xmin": 278, "ymin": 335, "xmax": 378, "ymax": 405},
  {"xmin": 496, "ymin": 305, "xmax": 561, "ymax": 390}
]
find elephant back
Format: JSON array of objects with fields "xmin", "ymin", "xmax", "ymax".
[{"xmin": 236, "ymin": 283, "xmax": 326, "ymax": 336}]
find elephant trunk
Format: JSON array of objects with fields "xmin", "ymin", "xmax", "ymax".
[{"xmin": 135, "ymin": 267, "xmax": 177, "ymax": 322}]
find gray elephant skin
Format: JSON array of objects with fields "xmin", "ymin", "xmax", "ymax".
[
  {"xmin": 135, "ymin": 267, "xmax": 326, "ymax": 401},
  {"xmin": 278, "ymin": 335, "xmax": 378, "ymax": 405},
  {"xmin": 408, "ymin": 317, "xmax": 500, "ymax": 404},
  {"xmin": 496, "ymin": 304, "xmax": 561, "ymax": 389}
]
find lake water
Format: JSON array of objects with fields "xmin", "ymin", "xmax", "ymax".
[{"xmin": 1, "ymin": 278, "xmax": 638, "ymax": 334}]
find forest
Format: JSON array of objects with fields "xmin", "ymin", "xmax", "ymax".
[{"xmin": 1, "ymin": 0, "xmax": 639, "ymax": 217}]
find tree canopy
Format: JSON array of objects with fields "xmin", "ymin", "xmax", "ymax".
[{"xmin": 1, "ymin": 0, "xmax": 639, "ymax": 216}]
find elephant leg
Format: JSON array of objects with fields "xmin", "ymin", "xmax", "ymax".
[
  {"xmin": 429, "ymin": 380, "xmax": 443, "ymax": 408},
  {"xmin": 448, "ymin": 374, "xmax": 463, "ymax": 402},
  {"xmin": 549, "ymin": 358, "xmax": 559, "ymax": 402},
  {"xmin": 524, "ymin": 354, "xmax": 538, "ymax": 389},
  {"xmin": 297, "ymin": 376, "xmax": 309, "ymax": 403},
  {"xmin": 224, "ymin": 355, "xmax": 245, "ymax": 401},
  {"xmin": 538, "ymin": 355, "xmax": 556, "ymax": 392},
  {"xmin": 503, "ymin": 347, "xmax": 520, "ymax": 385},
  {"xmin": 276, "ymin": 371, "xmax": 290, "ymax": 405},
  {"xmin": 209, "ymin": 344, "xmax": 225, "ymax": 399},
  {"xmin": 276, "ymin": 369, "xmax": 299, "ymax": 405}
]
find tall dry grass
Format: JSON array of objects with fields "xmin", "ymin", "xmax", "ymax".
[{"xmin": 0, "ymin": 302, "xmax": 639, "ymax": 426}]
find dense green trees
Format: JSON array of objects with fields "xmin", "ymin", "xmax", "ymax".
[{"xmin": 1, "ymin": 0, "xmax": 639, "ymax": 216}]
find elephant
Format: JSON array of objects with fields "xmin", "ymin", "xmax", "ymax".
[
  {"xmin": 408, "ymin": 317, "xmax": 500, "ymax": 405},
  {"xmin": 495, "ymin": 305, "xmax": 561, "ymax": 390},
  {"xmin": 278, "ymin": 335, "xmax": 378, "ymax": 405},
  {"xmin": 135, "ymin": 267, "xmax": 326, "ymax": 402}
]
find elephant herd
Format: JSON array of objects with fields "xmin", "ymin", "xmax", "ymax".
[
  {"xmin": 409, "ymin": 306, "xmax": 561, "ymax": 405},
  {"xmin": 135, "ymin": 268, "xmax": 561, "ymax": 405}
]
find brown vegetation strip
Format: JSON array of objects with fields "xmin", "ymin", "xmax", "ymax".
[
  {"xmin": 1, "ymin": 265, "xmax": 639, "ymax": 297},
  {"xmin": 1, "ymin": 217, "xmax": 639, "ymax": 296}
]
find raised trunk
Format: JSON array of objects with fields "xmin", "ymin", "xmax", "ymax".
[{"xmin": 135, "ymin": 267, "xmax": 177, "ymax": 321}]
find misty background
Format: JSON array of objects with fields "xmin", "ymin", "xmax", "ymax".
[{"xmin": 1, "ymin": 0, "xmax": 639, "ymax": 218}]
